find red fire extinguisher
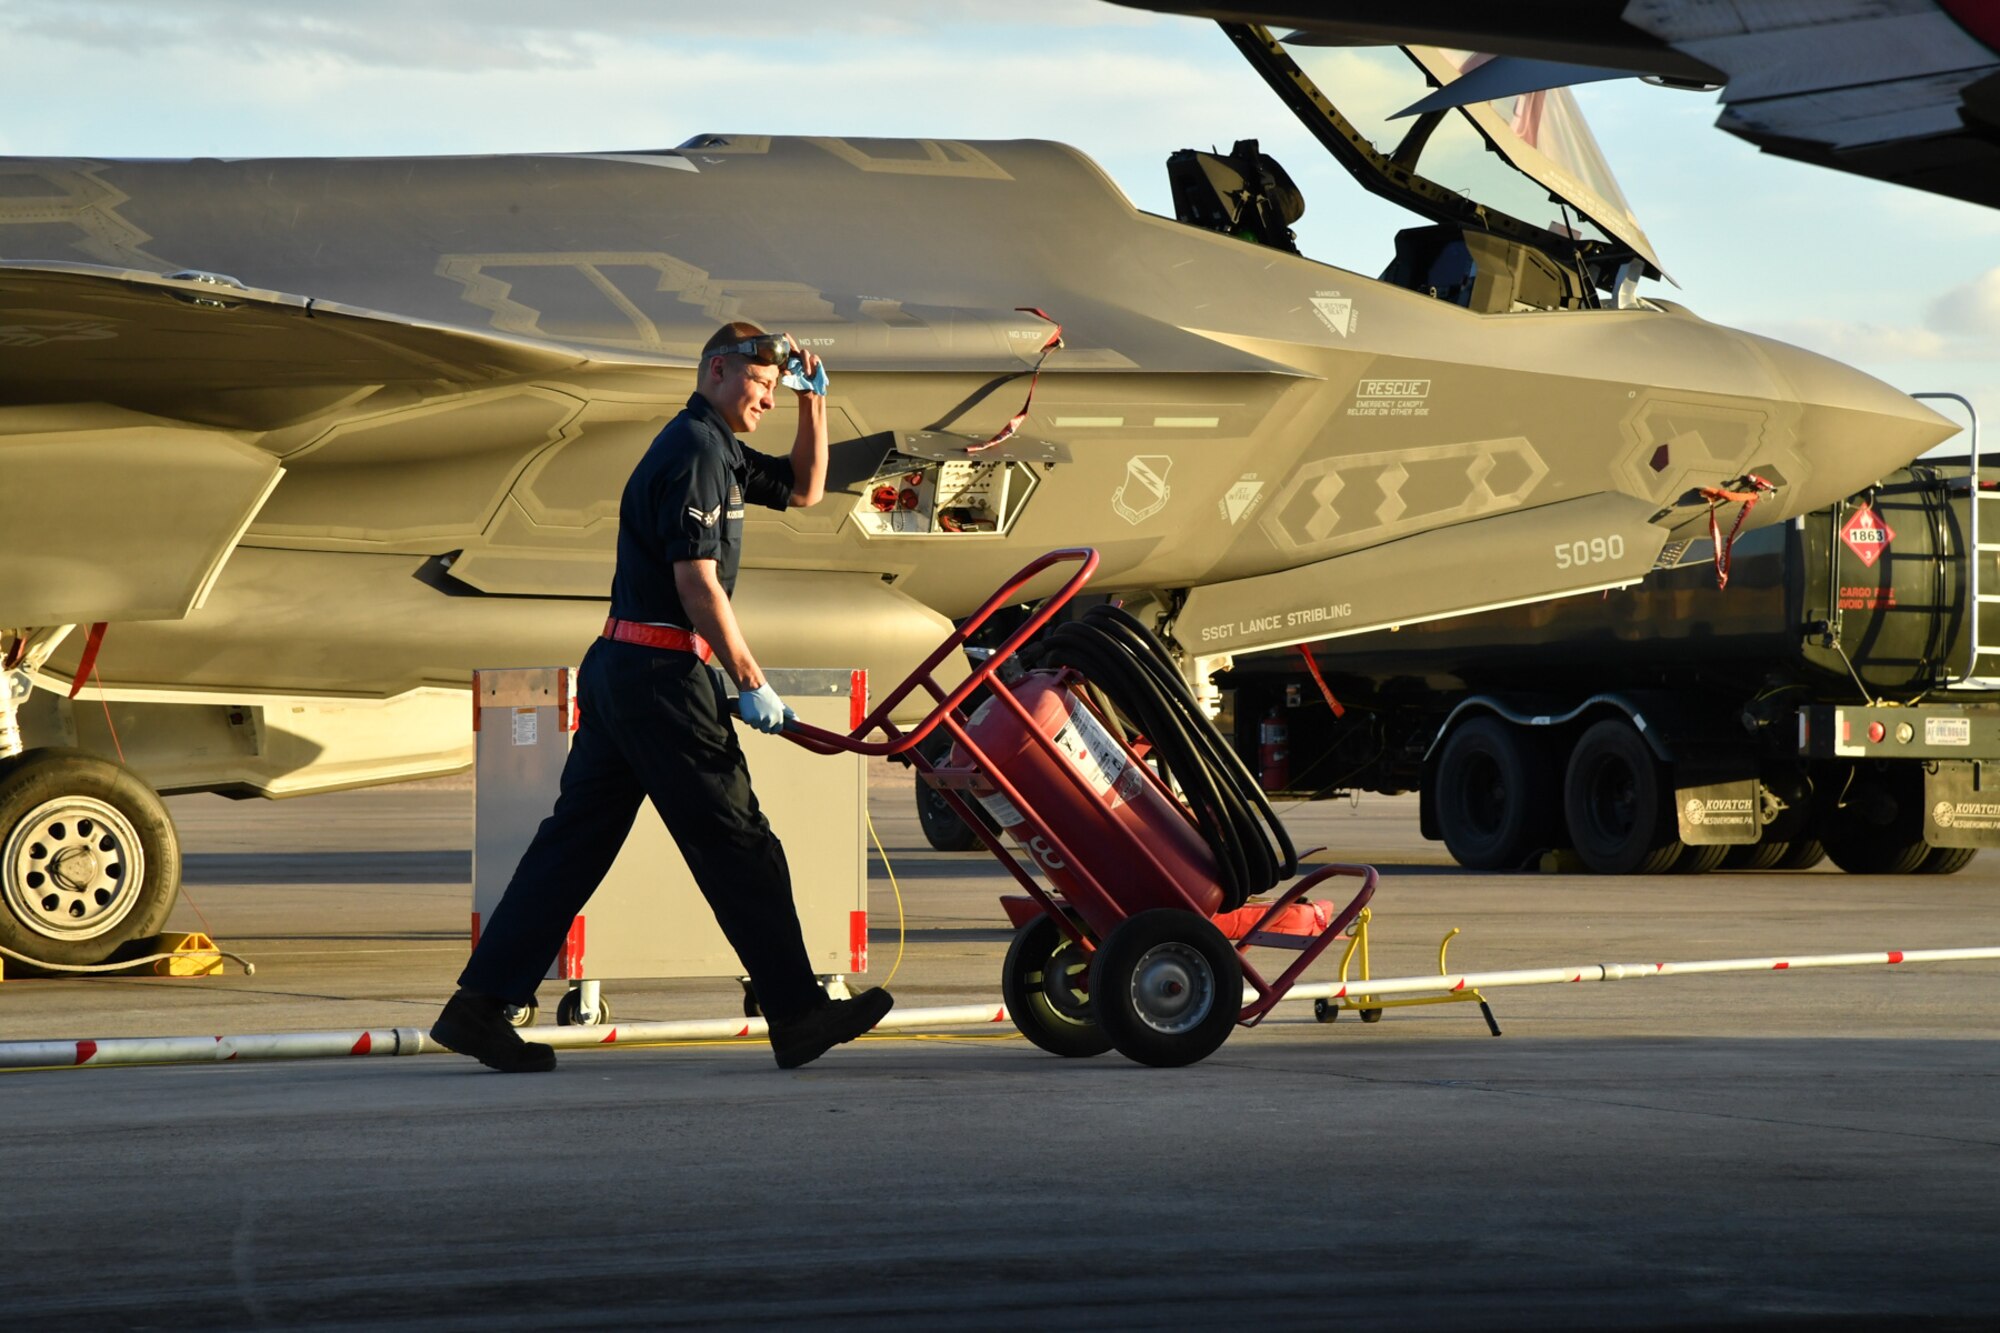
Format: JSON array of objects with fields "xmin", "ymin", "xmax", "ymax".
[{"xmin": 1258, "ymin": 707, "xmax": 1290, "ymax": 792}]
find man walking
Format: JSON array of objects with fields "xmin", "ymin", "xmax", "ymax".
[{"xmin": 432, "ymin": 322, "xmax": 893, "ymax": 1072}]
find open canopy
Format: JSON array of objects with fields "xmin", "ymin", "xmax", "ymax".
[{"xmin": 1230, "ymin": 24, "xmax": 1666, "ymax": 284}]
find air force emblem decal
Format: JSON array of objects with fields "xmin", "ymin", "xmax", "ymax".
[{"xmin": 1112, "ymin": 455, "xmax": 1172, "ymax": 525}]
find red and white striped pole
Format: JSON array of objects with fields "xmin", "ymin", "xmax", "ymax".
[
  {"xmin": 1285, "ymin": 945, "xmax": 2000, "ymax": 1005},
  {"xmin": 0, "ymin": 1004, "xmax": 1014, "ymax": 1071},
  {"xmin": 3, "ymin": 947, "xmax": 1998, "ymax": 1071}
]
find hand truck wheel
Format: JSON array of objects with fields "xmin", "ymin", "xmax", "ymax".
[
  {"xmin": 1090, "ymin": 909, "xmax": 1242, "ymax": 1068},
  {"xmin": 1001, "ymin": 915, "xmax": 1113, "ymax": 1058},
  {"xmin": 503, "ymin": 1002, "xmax": 538, "ymax": 1028},
  {"xmin": 1313, "ymin": 998, "xmax": 1338, "ymax": 1024}
]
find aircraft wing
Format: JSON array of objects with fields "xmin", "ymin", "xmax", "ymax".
[
  {"xmin": 0, "ymin": 262, "xmax": 640, "ymax": 626},
  {"xmin": 0, "ymin": 261, "xmax": 632, "ymax": 430},
  {"xmin": 1114, "ymin": 2, "xmax": 2000, "ymax": 210}
]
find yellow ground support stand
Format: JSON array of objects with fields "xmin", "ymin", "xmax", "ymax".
[{"xmin": 1311, "ymin": 908, "xmax": 1502, "ymax": 1036}]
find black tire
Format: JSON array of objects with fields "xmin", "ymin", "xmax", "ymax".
[
  {"xmin": 1917, "ymin": 845, "xmax": 1978, "ymax": 875},
  {"xmin": 1721, "ymin": 840, "xmax": 1790, "ymax": 871},
  {"xmin": 555, "ymin": 989, "xmax": 611, "ymax": 1026},
  {"xmin": 0, "ymin": 748, "xmax": 179, "ymax": 968},
  {"xmin": 1821, "ymin": 765, "xmax": 1929, "ymax": 874},
  {"xmin": 1670, "ymin": 843, "xmax": 1729, "ymax": 874},
  {"xmin": 1090, "ymin": 909, "xmax": 1242, "ymax": 1068},
  {"xmin": 1772, "ymin": 838, "xmax": 1826, "ymax": 871},
  {"xmin": 1562, "ymin": 720, "xmax": 1679, "ymax": 875},
  {"xmin": 1433, "ymin": 717, "xmax": 1557, "ymax": 870},
  {"xmin": 914, "ymin": 735, "xmax": 984, "ymax": 852},
  {"xmin": 1001, "ymin": 916, "xmax": 1113, "ymax": 1058}
]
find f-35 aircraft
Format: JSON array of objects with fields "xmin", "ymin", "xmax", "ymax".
[{"xmin": 0, "ymin": 22, "xmax": 1954, "ymax": 964}]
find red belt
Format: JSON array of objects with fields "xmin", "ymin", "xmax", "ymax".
[{"xmin": 602, "ymin": 618, "xmax": 714, "ymax": 663}]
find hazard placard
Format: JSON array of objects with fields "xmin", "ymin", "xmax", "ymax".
[{"xmin": 1841, "ymin": 503, "xmax": 1895, "ymax": 568}]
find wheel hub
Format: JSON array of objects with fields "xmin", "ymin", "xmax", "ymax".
[
  {"xmin": 3, "ymin": 796, "xmax": 144, "ymax": 941},
  {"xmin": 1128, "ymin": 942, "xmax": 1214, "ymax": 1035},
  {"xmin": 1040, "ymin": 940, "xmax": 1093, "ymax": 1020},
  {"xmin": 50, "ymin": 846, "xmax": 101, "ymax": 891}
]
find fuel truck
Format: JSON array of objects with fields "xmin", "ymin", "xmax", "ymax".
[{"xmin": 1215, "ymin": 439, "xmax": 2000, "ymax": 875}]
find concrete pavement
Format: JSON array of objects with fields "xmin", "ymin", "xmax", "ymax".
[{"xmin": 1, "ymin": 766, "xmax": 1996, "ymax": 1328}]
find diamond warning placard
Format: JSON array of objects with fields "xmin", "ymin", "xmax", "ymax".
[{"xmin": 1841, "ymin": 503, "xmax": 1895, "ymax": 568}]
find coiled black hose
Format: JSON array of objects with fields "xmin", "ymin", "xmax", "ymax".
[{"xmin": 1025, "ymin": 604, "xmax": 1296, "ymax": 912}]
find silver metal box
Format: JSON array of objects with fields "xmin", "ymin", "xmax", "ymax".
[{"xmin": 471, "ymin": 666, "xmax": 869, "ymax": 1006}]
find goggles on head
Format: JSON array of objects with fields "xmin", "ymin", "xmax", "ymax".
[{"xmin": 710, "ymin": 334, "xmax": 794, "ymax": 367}]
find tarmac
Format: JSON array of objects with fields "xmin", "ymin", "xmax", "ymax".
[{"xmin": 3, "ymin": 763, "xmax": 1998, "ymax": 1329}]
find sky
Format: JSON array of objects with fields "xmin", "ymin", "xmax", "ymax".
[{"xmin": 2, "ymin": 0, "xmax": 1995, "ymax": 449}]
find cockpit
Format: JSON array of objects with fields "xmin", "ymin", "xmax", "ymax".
[{"xmin": 1169, "ymin": 24, "xmax": 1665, "ymax": 314}]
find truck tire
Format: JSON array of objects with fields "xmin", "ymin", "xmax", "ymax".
[
  {"xmin": 1916, "ymin": 845, "xmax": 1978, "ymax": 875},
  {"xmin": 1821, "ymin": 765, "xmax": 1928, "ymax": 874},
  {"xmin": 1670, "ymin": 843, "xmax": 1728, "ymax": 874},
  {"xmin": 1563, "ymin": 720, "xmax": 1680, "ymax": 874},
  {"xmin": 0, "ymin": 748, "xmax": 181, "ymax": 969},
  {"xmin": 1721, "ymin": 840, "xmax": 1789, "ymax": 871},
  {"xmin": 1772, "ymin": 838, "xmax": 1826, "ymax": 871},
  {"xmin": 1824, "ymin": 832, "xmax": 1930, "ymax": 875},
  {"xmin": 1434, "ymin": 717, "xmax": 1556, "ymax": 870}
]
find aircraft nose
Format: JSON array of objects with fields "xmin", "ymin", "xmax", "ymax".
[{"xmin": 1748, "ymin": 333, "xmax": 1961, "ymax": 510}]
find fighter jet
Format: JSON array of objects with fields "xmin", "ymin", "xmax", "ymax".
[{"xmin": 0, "ymin": 22, "xmax": 1953, "ymax": 964}]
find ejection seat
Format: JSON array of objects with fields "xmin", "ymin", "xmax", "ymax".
[{"xmin": 1166, "ymin": 138, "xmax": 1303, "ymax": 253}]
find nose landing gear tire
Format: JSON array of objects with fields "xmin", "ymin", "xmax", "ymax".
[
  {"xmin": 0, "ymin": 748, "xmax": 179, "ymax": 969},
  {"xmin": 1090, "ymin": 909, "xmax": 1242, "ymax": 1068},
  {"xmin": 1001, "ymin": 915, "xmax": 1112, "ymax": 1058}
]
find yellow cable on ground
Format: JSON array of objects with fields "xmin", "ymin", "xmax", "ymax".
[{"xmin": 864, "ymin": 808, "xmax": 907, "ymax": 987}]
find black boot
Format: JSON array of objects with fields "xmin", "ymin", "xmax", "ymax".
[
  {"xmin": 430, "ymin": 989, "xmax": 557, "ymax": 1073},
  {"xmin": 767, "ymin": 988, "xmax": 895, "ymax": 1069}
]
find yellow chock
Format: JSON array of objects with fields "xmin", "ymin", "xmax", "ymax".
[
  {"xmin": 149, "ymin": 932, "xmax": 226, "ymax": 977},
  {"xmin": 1538, "ymin": 848, "xmax": 1587, "ymax": 874}
]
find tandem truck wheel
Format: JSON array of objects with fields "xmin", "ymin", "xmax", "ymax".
[
  {"xmin": 1562, "ymin": 720, "xmax": 1680, "ymax": 875},
  {"xmin": 1434, "ymin": 717, "xmax": 1558, "ymax": 870},
  {"xmin": 1091, "ymin": 909, "xmax": 1242, "ymax": 1068},
  {"xmin": 0, "ymin": 748, "xmax": 180, "ymax": 969},
  {"xmin": 1001, "ymin": 916, "xmax": 1113, "ymax": 1058},
  {"xmin": 1820, "ymin": 764, "xmax": 1929, "ymax": 874}
]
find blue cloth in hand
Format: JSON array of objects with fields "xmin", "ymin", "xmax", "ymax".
[{"xmin": 781, "ymin": 353, "xmax": 828, "ymax": 396}]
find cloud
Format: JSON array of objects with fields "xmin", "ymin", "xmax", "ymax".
[
  {"xmin": 1926, "ymin": 266, "xmax": 2000, "ymax": 338},
  {"xmin": 0, "ymin": 0, "xmax": 1153, "ymax": 72},
  {"xmin": 1745, "ymin": 265, "xmax": 2000, "ymax": 367}
]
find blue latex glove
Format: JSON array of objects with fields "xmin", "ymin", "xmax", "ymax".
[
  {"xmin": 781, "ymin": 352, "xmax": 828, "ymax": 396},
  {"xmin": 738, "ymin": 682, "xmax": 794, "ymax": 734}
]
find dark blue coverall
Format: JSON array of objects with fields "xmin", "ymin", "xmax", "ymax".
[{"xmin": 458, "ymin": 392, "xmax": 823, "ymax": 1023}]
